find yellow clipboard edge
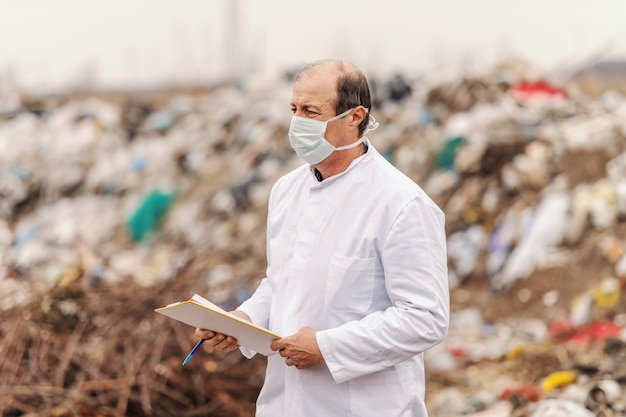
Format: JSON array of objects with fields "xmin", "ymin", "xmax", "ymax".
[{"xmin": 154, "ymin": 300, "xmax": 282, "ymax": 340}]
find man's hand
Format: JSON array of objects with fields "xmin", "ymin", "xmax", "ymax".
[
  {"xmin": 271, "ymin": 326, "xmax": 324, "ymax": 369},
  {"xmin": 194, "ymin": 310, "xmax": 251, "ymax": 353}
]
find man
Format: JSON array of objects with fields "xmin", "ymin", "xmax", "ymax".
[{"xmin": 196, "ymin": 59, "xmax": 449, "ymax": 417}]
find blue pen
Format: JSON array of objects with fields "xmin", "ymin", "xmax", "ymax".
[{"xmin": 182, "ymin": 339, "xmax": 205, "ymax": 366}]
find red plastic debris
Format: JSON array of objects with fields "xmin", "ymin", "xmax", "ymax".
[
  {"xmin": 500, "ymin": 383, "xmax": 542, "ymax": 403},
  {"xmin": 548, "ymin": 319, "xmax": 576, "ymax": 339},
  {"xmin": 510, "ymin": 80, "xmax": 568, "ymax": 104},
  {"xmin": 549, "ymin": 319, "xmax": 623, "ymax": 347},
  {"xmin": 585, "ymin": 320, "xmax": 623, "ymax": 340},
  {"xmin": 448, "ymin": 344, "xmax": 467, "ymax": 359}
]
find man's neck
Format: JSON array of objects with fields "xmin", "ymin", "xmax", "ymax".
[{"xmin": 313, "ymin": 142, "xmax": 367, "ymax": 181}]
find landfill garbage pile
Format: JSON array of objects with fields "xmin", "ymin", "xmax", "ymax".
[{"xmin": 0, "ymin": 58, "xmax": 626, "ymax": 416}]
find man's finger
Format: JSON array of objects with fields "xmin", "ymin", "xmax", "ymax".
[
  {"xmin": 213, "ymin": 335, "xmax": 238, "ymax": 350},
  {"xmin": 195, "ymin": 329, "xmax": 216, "ymax": 339},
  {"xmin": 270, "ymin": 339, "xmax": 284, "ymax": 351}
]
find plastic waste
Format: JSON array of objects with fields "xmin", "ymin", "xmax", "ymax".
[
  {"xmin": 541, "ymin": 370, "xmax": 577, "ymax": 392},
  {"xmin": 463, "ymin": 401, "xmax": 512, "ymax": 417},
  {"xmin": 436, "ymin": 136, "xmax": 465, "ymax": 170},
  {"xmin": 564, "ymin": 184, "xmax": 592, "ymax": 245},
  {"xmin": 143, "ymin": 96, "xmax": 190, "ymax": 134},
  {"xmin": 126, "ymin": 190, "xmax": 176, "ymax": 242},
  {"xmin": 500, "ymin": 383, "xmax": 542, "ymax": 403},
  {"xmin": 592, "ymin": 277, "xmax": 621, "ymax": 310},
  {"xmin": 493, "ymin": 177, "xmax": 570, "ymax": 290},
  {"xmin": 510, "ymin": 80, "xmax": 569, "ymax": 106},
  {"xmin": 0, "ymin": 169, "xmax": 29, "ymax": 218},
  {"xmin": 511, "ymin": 141, "xmax": 552, "ymax": 190},
  {"xmin": 423, "ymin": 170, "xmax": 460, "ymax": 200},
  {"xmin": 530, "ymin": 399, "xmax": 595, "ymax": 417},
  {"xmin": 585, "ymin": 380, "xmax": 622, "ymax": 411},
  {"xmin": 424, "ymin": 342, "xmax": 458, "ymax": 372},
  {"xmin": 550, "ymin": 319, "xmax": 624, "ymax": 346},
  {"xmin": 447, "ymin": 225, "xmax": 485, "ymax": 287},
  {"xmin": 427, "ymin": 387, "xmax": 467, "ymax": 417},
  {"xmin": 589, "ymin": 179, "xmax": 617, "ymax": 230},
  {"xmin": 570, "ymin": 291, "xmax": 593, "ymax": 327},
  {"xmin": 486, "ymin": 205, "xmax": 530, "ymax": 281},
  {"xmin": 606, "ymin": 151, "xmax": 626, "ymax": 215}
]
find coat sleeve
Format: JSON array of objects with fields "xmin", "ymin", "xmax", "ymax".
[
  {"xmin": 237, "ymin": 277, "xmax": 272, "ymax": 329},
  {"xmin": 316, "ymin": 197, "xmax": 450, "ymax": 383},
  {"xmin": 235, "ymin": 277, "xmax": 273, "ymax": 358},
  {"xmin": 234, "ymin": 178, "xmax": 282, "ymax": 358}
]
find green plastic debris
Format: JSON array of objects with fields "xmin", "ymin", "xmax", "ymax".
[
  {"xmin": 436, "ymin": 136, "xmax": 465, "ymax": 171},
  {"xmin": 126, "ymin": 190, "xmax": 176, "ymax": 242}
]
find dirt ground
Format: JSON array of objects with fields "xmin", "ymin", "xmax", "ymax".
[{"xmin": 452, "ymin": 248, "xmax": 617, "ymax": 324}]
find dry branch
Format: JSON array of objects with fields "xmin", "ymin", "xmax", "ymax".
[{"xmin": 0, "ymin": 276, "xmax": 264, "ymax": 417}]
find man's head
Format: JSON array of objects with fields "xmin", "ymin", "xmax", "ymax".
[{"xmin": 293, "ymin": 60, "xmax": 372, "ymax": 138}]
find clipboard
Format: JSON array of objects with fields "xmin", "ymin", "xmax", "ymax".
[{"xmin": 155, "ymin": 293, "xmax": 281, "ymax": 356}]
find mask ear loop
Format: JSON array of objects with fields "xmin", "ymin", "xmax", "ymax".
[
  {"xmin": 328, "ymin": 107, "xmax": 356, "ymax": 123},
  {"xmin": 363, "ymin": 114, "xmax": 379, "ymax": 135}
]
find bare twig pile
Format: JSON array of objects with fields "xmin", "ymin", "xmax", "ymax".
[{"xmin": 0, "ymin": 264, "xmax": 266, "ymax": 417}]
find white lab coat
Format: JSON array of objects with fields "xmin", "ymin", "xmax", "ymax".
[{"xmin": 238, "ymin": 140, "xmax": 449, "ymax": 417}]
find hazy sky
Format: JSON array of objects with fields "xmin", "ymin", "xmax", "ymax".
[{"xmin": 2, "ymin": 0, "xmax": 626, "ymax": 92}]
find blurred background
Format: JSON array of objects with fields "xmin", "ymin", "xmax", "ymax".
[
  {"xmin": 3, "ymin": 0, "xmax": 626, "ymax": 92},
  {"xmin": 2, "ymin": 1, "xmax": 626, "ymax": 416}
]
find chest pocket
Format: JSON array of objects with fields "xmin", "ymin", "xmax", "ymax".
[{"xmin": 325, "ymin": 254, "xmax": 376, "ymax": 314}]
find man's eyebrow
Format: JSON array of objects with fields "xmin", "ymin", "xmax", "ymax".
[{"xmin": 291, "ymin": 103, "xmax": 323, "ymax": 112}]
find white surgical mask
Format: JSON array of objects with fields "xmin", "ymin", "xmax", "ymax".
[{"xmin": 288, "ymin": 107, "xmax": 366, "ymax": 165}]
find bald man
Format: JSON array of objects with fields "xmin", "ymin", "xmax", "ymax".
[{"xmin": 197, "ymin": 59, "xmax": 449, "ymax": 417}]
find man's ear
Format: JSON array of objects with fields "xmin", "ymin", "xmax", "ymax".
[{"xmin": 350, "ymin": 106, "xmax": 367, "ymax": 127}]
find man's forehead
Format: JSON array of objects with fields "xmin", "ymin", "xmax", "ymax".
[
  {"xmin": 290, "ymin": 93, "xmax": 333, "ymax": 109},
  {"xmin": 291, "ymin": 72, "xmax": 336, "ymax": 107}
]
